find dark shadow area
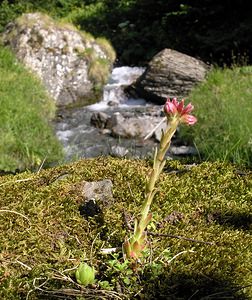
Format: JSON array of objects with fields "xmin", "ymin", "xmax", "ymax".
[
  {"xmin": 2, "ymin": 1, "xmax": 252, "ymax": 66},
  {"xmin": 79, "ymin": 199, "xmax": 101, "ymax": 218},
  {"xmin": 206, "ymin": 210, "xmax": 252, "ymax": 231},
  {"xmin": 72, "ymin": 0, "xmax": 252, "ymax": 66},
  {"xmin": 30, "ymin": 273, "xmax": 250, "ymax": 300},
  {"xmin": 142, "ymin": 272, "xmax": 249, "ymax": 300}
]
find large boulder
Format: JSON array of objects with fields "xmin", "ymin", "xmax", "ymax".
[
  {"xmin": 127, "ymin": 49, "xmax": 209, "ymax": 104},
  {"xmin": 2, "ymin": 13, "xmax": 115, "ymax": 107}
]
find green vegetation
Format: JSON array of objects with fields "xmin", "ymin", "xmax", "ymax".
[
  {"xmin": 0, "ymin": 45, "xmax": 63, "ymax": 172},
  {"xmin": 180, "ymin": 66, "xmax": 252, "ymax": 166},
  {"xmin": 1, "ymin": 0, "xmax": 251, "ymax": 65},
  {"xmin": 0, "ymin": 2, "xmax": 251, "ymax": 298},
  {"xmin": 88, "ymin": 57, "xmax": 111, "ymax": 86},
  {"xmin": 0, "ymin": 157, "xmax": 251, "ymax": 299}
]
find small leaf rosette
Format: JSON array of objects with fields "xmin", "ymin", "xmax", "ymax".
[{"xmin": 75, "ymin": 262, "xmax": 95, "ymax": 286}]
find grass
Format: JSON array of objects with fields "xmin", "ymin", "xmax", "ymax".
[
  {"xmin": 0, "ymin": 45, "xmax": 63, "ymax": 173},
  {"xmin": 0, "ymin": 157, "xmax": 251, "ymax": 299},
  {"xmin": 180, "ymin": 66, "xmax": 252, "ymax": 166}
]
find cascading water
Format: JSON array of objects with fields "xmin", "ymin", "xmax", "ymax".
[
  {"xmin": 88, "ymin": 66, "xmax": 146, "ymax": 110},
  {"xmin": 54, "ymin": 66, "xmax": 196, "ymax": 162},
  {"xmin": 54, "ymin": 66, "xmax": 157, "ymax": 161}
]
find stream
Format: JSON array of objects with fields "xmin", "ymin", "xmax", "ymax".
[
  {"xmin": 54, "ymin": 66, "xmax": 196, "ymax": 162},
  {"xmin": 54, "ymin": 66, "xmax": 160, "ymax": 161}
]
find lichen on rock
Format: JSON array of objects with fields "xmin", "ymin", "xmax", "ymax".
[{"xmin": 2, "ymin": 12, "xmax": 116, "ymax": 107}]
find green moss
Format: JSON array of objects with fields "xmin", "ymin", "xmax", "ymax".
[
  {"xmin": 0, "ymin": 157, "xmax": 251, "ymax": 299},
  {"xmin": 88, "ymin": 57, "xmax": 111, "ymax": 85},
  {"xmin": 96, "ymin": 37, "xmax": 116, "ymax": 63}
]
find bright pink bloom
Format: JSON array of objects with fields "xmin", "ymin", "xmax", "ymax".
[
  {"xmin": 164, "ymin": 98, "xmax": 197, "ymax": 125},
  {"xmin": 181, "ymin": 114, "xmax": 197, "ymax": 125}
]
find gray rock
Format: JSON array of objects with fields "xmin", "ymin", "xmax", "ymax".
[
  {"xmin": 90, "ymin": 112, "xmax": 110, "ymax": 129},
  {"xmin": 110, "ymin": 145, "xmax": 129, "ymax": 157},
  {"xmin": 78, "ymin": 179, "xmax": 113, "ymax": 219},
  {"xmin": 169, "ymin": 145, "xmax": 197, "ymax": 156},
  {"xmin": 106, "ymin": 112, "xmax": 125, "ymax": 130},
  {"xmin": 81, "ymin": 179, "xmax": 113, "ymax": 206},
  {"xmin": 2, "ymin": 13, "xmax": 115, "ymax": 107},
  {"xmin": 106, "ymin": 112, "xmax": 163, "ymax": 139},
  {"xmin": 127, "ymin": 48, "xmax": 210, "ymax": 104}
]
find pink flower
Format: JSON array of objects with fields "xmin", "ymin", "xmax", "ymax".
[{"xmin": 164, "ymin": 98, "xmax": 197, "ymax": 125}]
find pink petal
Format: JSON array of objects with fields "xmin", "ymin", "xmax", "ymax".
[
  {"xmin": 171, "ymin": 97, "xmax": 179, "ymax": 107},
  {"xmin": 177, "ymin": 99, "xmax": 185, "ymax": 113},
  {"xmin": 181, "ymin": 114, "xmax": 197, "ymax": 125},
  {"xmin": 182, "ymin": 103, "xmax": 194, "ymax": 115},
  {"xmin": 164, "ymin": 100, "xmax": 177, "ymax": 115}
]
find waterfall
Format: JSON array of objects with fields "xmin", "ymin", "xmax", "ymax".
[{"xmin": 88, "ymin": 66, "xmax": 146, "ymax": 110}]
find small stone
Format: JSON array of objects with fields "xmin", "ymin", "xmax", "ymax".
[
  {"xmin": 108, "ymin": 100, "xmax": 119, "ymax": 107},
  {"xmin": 110, "ymin": 145, "xmax": 129, "ymax": 157},
  {"xmin": 81, "ymin": 179, "xmax": 113, "ymax": 206},
  {"xmin": 169, "ymin": 145, "xmax": 197, "ymax": 156}
]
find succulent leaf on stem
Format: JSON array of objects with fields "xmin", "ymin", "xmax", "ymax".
[{"xmin": 123, "ymin": 98, "xmax": 197, "ymax": 262}]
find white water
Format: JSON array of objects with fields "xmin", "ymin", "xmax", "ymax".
[
  {"xmin": 55, "ymin": 66, "xmax": 196, "ymax": 161},
  {"xmin": 88, "ymin": 66, "xmax": 147, "ymax": 111},
  {"xmin": 55, "ymin": 66, "xmax": 158, "ymax": 161}
]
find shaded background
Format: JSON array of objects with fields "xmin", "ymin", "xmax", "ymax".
[{"xmin": 1, "ymin": 0, "xmax": 252, "ymax": 66}]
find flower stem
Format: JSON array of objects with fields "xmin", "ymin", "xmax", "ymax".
[
  {"xmin": 137, "ymin": 117, "xmax": 179, "ymax": 235},
  {"xmin": 123, "ymin": 97, "xmax": 197, "ymax": 261}
]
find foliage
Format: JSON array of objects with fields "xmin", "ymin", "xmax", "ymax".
[
  {"xmin": 0, "ymin": 0, "xmax": 85, "ymax": 31},
  {"xmin": 123, "ymin": 98, "xmax": 197, "ymax": 262},
  {"xmin": 75, "ymin": 262, "xmax": 96, "ymax": 286},
  {"xmin": 58, "ymin": 0, "xmax": 252, "ymax": 65},
  {"xmin": 1, "ymin": 0, "xmax": 252, "ymax": 65},
  {"xmin": 0, "ymin": 157, "xmax": 251, "ymax": 299},
  {"xmin": 88, "ymin": 58, "xmax": 111, "ymax": 86},
  {"xmin": 180, "ymin": 66, "xmax": 252, "ymax": 166},
  {"xmin": 0, "ymin": 45, "xmax": 63, "ymax": 172}
]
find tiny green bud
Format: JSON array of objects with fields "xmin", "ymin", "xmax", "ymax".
[{"xmin": 75, "ymin": 262, "xmax": 95, "ymax": 286}]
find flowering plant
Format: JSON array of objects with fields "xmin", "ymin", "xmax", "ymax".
[{"xmin": 122, "ymin": 98, "xmax": 197, "ymax": 261}]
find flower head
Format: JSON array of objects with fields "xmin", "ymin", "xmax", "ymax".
[{"xmin": 164, "ymin": 98, "xmax": 197, "ymax": 125}]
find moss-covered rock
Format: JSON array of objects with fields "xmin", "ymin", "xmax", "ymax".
[
  {"xmin": 2, "ymin": 12, "xmax": 116, "ymax": 107},
  {"xmin": 0, "ymin": 157, "xmax": 251, "ymax": 299}
]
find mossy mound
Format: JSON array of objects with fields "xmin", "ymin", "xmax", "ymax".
[{"xmin": 0, "ymin": 157, "xmax": 251, "ymax": 299}]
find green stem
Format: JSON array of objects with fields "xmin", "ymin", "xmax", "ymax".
[{"xmin": 135, "ymin": 117, "xmax": 179, "ymax": 240}]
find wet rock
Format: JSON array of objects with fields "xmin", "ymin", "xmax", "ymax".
[
  {"xmin": 105, "ymin": 112, "xmax": 163, "ymax": 139},
  {"xmin": 169, "ymin": 145, "xmax": 197, "ymax": 156},
  {"xmin": 90, "ymin": 112, "xmax": 110, "ymax": 129},
  {"xmin": 106, "ymin": 112, "xmax": 125, "ymax": 131},
  {"xmin": 108, "ymin": 100, "xmax": 120, "ymax": 107}
]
